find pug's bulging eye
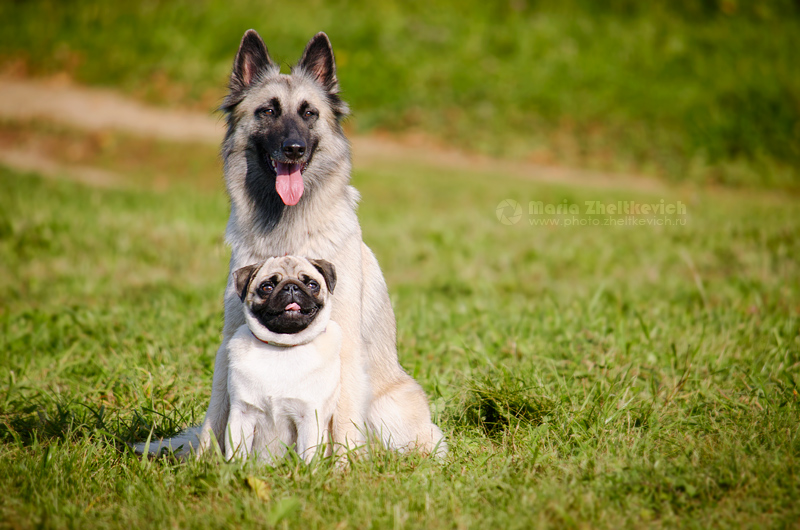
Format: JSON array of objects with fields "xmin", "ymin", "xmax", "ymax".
[
  {"xmin": 306, "ymin": 280, "xmax": 320, "ymax": 292},
  {"xmin": 257, "ymin": 282, "xmax": 274, "ymax": 297}
]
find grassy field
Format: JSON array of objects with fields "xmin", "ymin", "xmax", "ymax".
[
  {"xmin": 1, "ymin": 120, "xmax": 798, "ymax": 527},
  {"xmin": 1, "ymin": 0, "xmax": 798, "ymax": 188},
  {"xmin": 1, "ymin": 2, "xmax": 798, "ymax": 525}
]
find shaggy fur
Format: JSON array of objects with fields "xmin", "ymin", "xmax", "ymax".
[{"xmin": 137, "ymin": 30, "xmax": 446, "ymax": 459}]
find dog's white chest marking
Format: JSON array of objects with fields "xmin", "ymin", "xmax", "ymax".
[{"xmin": 225, "ymin": 322, "xmax": 341, "ymax": 463}]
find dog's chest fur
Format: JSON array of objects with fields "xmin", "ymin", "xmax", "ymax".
[
  {"xmin": 226, "ymin": 323, "xmax": 341, "ymax": 417},
  {"xmin": 226, "ymin": 179, "xmax": 361, "ymax": 266}
]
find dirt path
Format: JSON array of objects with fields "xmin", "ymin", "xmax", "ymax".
[{"xmin": 0, "ymin": 76, "xmax": 664, "ymax": 192}]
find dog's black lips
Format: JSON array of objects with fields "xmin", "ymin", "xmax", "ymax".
[
  {"xmin": 250, "ymin": 279, "xmax": 322, "ymax": 335},
  {"xmin": 252, "ymin": 304, "xmax": 320, "ymax": 335},
  {"xmin": 257, "ymin": 144, "xmax": 317, "ymax": 178}
]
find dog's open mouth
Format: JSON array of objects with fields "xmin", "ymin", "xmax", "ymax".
[
  {"xmin": 252, "ymin": 299, "xmax": 319, "ymax": 334},
  {"xmin": 283, "ymin": 302, "xmax": 317, "ymax": 317},
  {"xmin": 268, "ymin": 158, "xmax": 309, "ymax": 206}
]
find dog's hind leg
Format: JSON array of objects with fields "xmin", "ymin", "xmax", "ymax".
[
  {"xmin": 367, "ymin": 376, "xmax": 447, "ymax": 458},
  {"xmin": 360, "ymin": 243, "xmax": 447, "ymax": 457}
]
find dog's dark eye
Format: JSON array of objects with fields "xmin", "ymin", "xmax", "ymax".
[
  {"xmin": 257, "ymin": 282, "xmax": 274, "ymax": 297},
  {"xmin": 303, "ymin": 109, "xmax": 317, "ymax": 119},
  {"xmin": 256, "ymin": 108, "xmax": 275, "ymax": 118},
  {"xmin": 306, "ymin": 280, "xmax": 320, "ymax": 292}
]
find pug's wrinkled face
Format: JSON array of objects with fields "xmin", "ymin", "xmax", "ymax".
[{"xmin": 234, "ymin": 256, "xmax": 336, "ymax": 336}]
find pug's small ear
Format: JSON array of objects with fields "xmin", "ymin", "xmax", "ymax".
[
  {"xmin": 308, "ymin": 258, "xmax": 337, "ymax": 294},
  {"xmin": 233, "ymin": 262, "xmax": 262, "ymax": 302}
]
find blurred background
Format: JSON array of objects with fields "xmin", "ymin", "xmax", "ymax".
[{"xmin": 1, "ymin": 0, "xmax": 798, "ymax": 189}]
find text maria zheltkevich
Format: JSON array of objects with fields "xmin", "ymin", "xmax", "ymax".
[{"xmin": 495, "ymin": 199, "xmax": 688, "ymax": 226}]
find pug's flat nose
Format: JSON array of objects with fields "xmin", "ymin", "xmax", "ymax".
[
  {"xmin": 282, "ymin": 140, "xmax": 306, "ymax": 160},
  {"xmin": 283, "ymin": 283, "xmax": 299, "ymax": 295}
]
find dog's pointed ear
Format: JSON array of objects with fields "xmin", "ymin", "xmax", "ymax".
[
  {"xmin": 223, "ymin": 29, "xmax": 275, "ymax": 110},
  {"xmin": 308, "ymin": 258, "xmax": 337, "ymax": 294},
  {"xmin": 233, "ymin": 262, "xmax": 262, "ymax": 302},
  {"xmin": 297, "ymin": 32, "xmax": 339, "ymax": 94}
]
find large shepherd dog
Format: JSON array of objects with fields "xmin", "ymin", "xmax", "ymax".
[{"xmin": 140, "ymin": 30, "xmax": 445, "ymax": 459}]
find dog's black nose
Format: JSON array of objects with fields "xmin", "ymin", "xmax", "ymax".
[
  {"xmin": 283, "ymin": 283, "xmax": 300, "ymax": 295},
  {"xmin": 282, "ymin": 140, "xmax": 306, "ymax": 160}
]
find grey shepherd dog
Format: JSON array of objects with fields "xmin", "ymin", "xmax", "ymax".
[{"xmin": 138, "ymin": 30, "xmax": 446, "ymax": 459}]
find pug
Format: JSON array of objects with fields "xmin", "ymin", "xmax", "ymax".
[
  {"xmin": 224, "ymin": 256, "xmax": 341, "ymax": 463},
  {"xmin": 135, "ymin": 256, "xmax": 340, "ymax": 463}
]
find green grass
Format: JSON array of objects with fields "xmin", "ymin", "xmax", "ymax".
[
  {"xmin": 1, "ymin": 0, "xmax": 799, "ymax": 188},
  {"xmin": 1, "ymin": 145, "xmax": 798, "ymax": 528}
]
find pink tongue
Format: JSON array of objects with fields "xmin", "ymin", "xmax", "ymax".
[
  {"xmin": 285, "ymin": 302, "xmax": 301, "ymax": 311},
  {"xmin": 275, "ymin": 162, "xmax": 304, "ymax": 205}
]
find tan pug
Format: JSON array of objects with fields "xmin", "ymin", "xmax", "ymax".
[{"xmin": 225, "ymin": 256, "xmax": 341, "ymax": 463}]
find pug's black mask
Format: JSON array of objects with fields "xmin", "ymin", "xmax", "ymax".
[
  {"xmin": 234, "ymin": 257, "xmax": 336, "ymax": 337},
  {"xmin": 249, "ymin": 276, "xmax": 323, "ymax": 334}
]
